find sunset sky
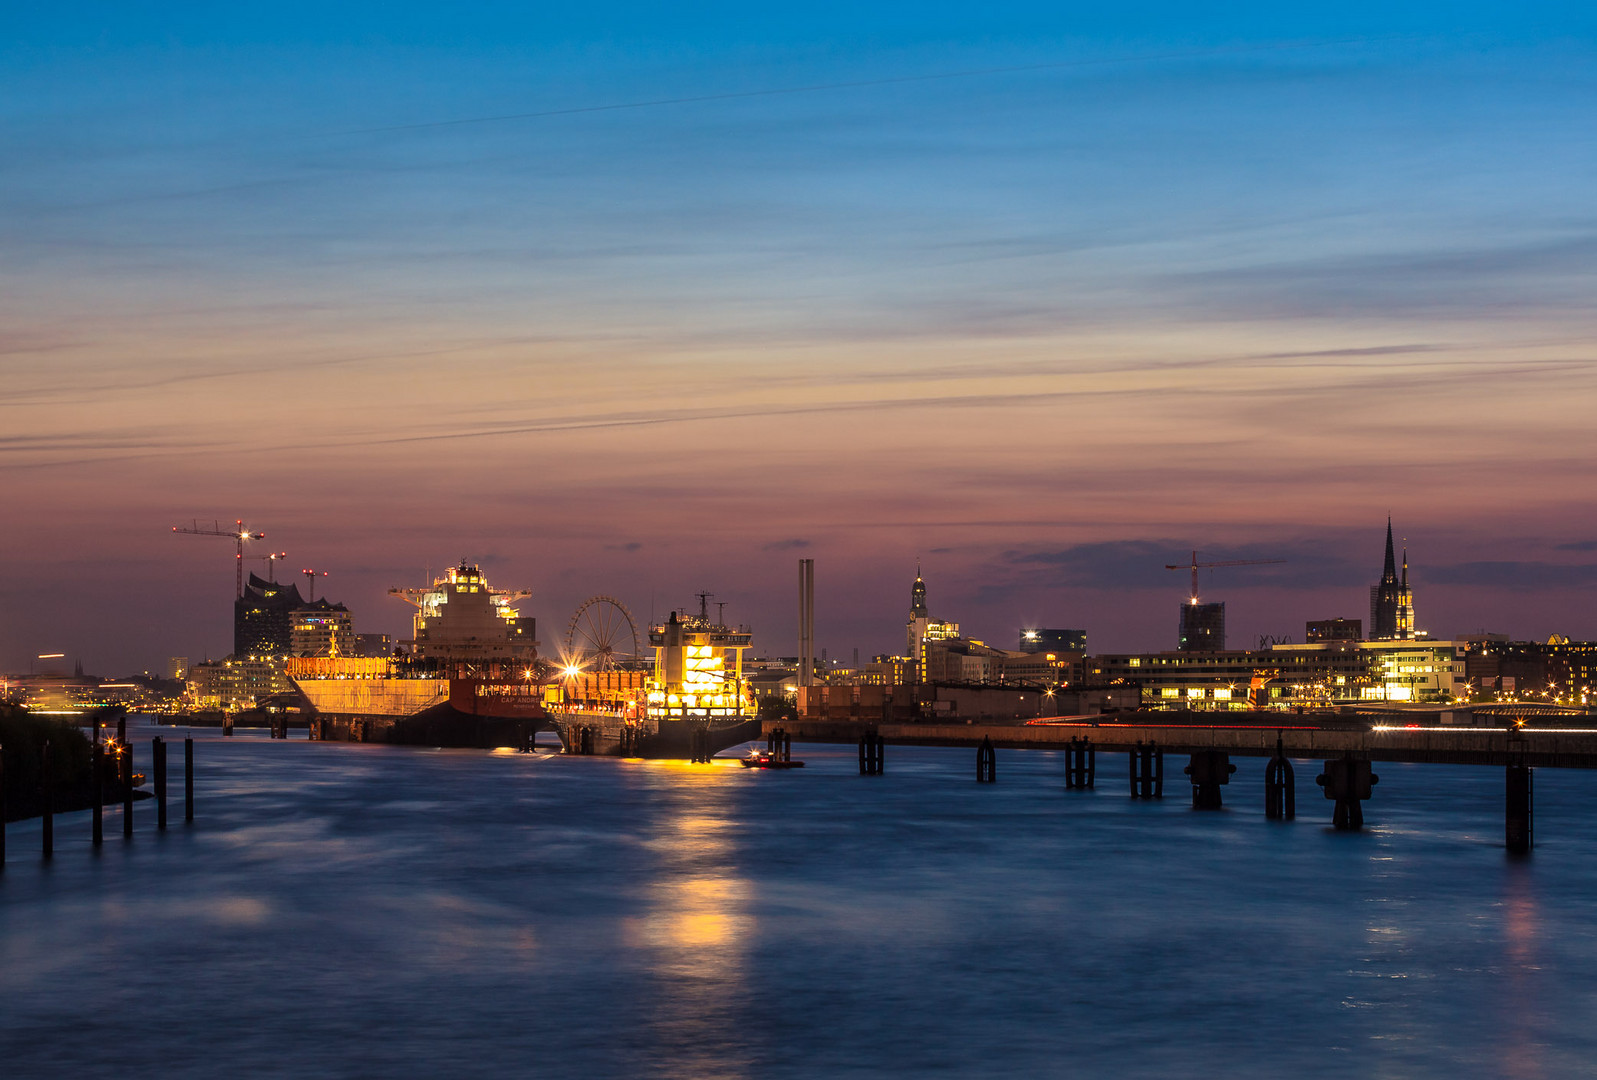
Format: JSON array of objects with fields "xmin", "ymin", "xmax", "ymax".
[{"xmin": 4, "ymin": 4, "xmax": 1596, "ymax": 674}]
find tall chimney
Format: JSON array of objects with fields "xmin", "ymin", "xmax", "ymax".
[{"xmin": 798, "ymin": 558, "xmax": 814, "ymax": 688}]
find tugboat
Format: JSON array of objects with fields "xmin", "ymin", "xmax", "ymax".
[
  {"xmin": 741, "ymin": 748, "xmax": 804, "ymax": 769},
  {"xmin": 550, "ymin": 594, "xmax": 760, "ymax": 759}
]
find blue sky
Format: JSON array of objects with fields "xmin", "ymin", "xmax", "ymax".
[{"xmin": 4, "ymin": 4, "xmax": 1596, "ymax": 671}]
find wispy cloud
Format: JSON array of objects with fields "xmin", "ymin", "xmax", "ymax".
[{"xmin": 1429, "ymin": 561, "xmax": 1597, "ymax": 588}]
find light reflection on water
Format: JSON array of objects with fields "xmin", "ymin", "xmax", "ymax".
[
  {"xmin": 3, "ymin": 724, "xmax": 1597, "ymax": 1078},
  {"xmin": 629, "ymin": 801, "xmax": 754, "ymax": 1080}
]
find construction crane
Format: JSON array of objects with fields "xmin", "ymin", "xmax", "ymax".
[
  {"xmin": 302, "ymin": 568, "xmax": 328, "ymax": 602},
  {"xmin": 245, "ymin": 551, "xmax": 289, "ymax": 583},
  {"xmin": 1165, "ymin": 550, "xmax": 1286, "ymax": 605},
  {"xmin": 172, "ymin": 519, "xmax": 266, "ymax": 598}
]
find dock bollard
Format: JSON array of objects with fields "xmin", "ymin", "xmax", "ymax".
[
  {"xmin": 185, "ymin": 737, "xmax": 194, "ymax": 823},
  {"xmin": 154, "ymin": 736, "xmax": 168, "ymax": 830},
  {"xmin": 1185, "ymin": 750, "xmax": 1235, "ymax": 809},
  {"xmin": 1315, "ymin": 755, "xmax": 1377, "ymax": 830},
  {"xmin": 41, "ymin": 740, "xmax": 53, "ymax": 859}
]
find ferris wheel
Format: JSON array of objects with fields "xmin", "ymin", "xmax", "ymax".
[{"xmin": 565, "ymin": 596, "xmax": 641, "ymax": 672}]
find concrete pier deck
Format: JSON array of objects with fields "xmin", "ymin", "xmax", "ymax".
[{"xmin": 767, "ymin": 719, "xmax": 1597, "ymax": 769}]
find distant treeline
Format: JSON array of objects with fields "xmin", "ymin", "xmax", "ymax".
[{"xmin": 0, "ymin": 707, "xmax": 116, "ymax": 823}]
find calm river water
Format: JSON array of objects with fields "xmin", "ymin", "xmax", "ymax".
[{"xmin": 3, "ymin": 720, "xmax": 1595, "ymax": 1078}]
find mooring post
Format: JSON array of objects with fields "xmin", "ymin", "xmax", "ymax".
[
  {"xmin": 1316, "ymin": 754, "xmax": 1377, "ymax": 830},
  {"xmin": 223, "ymin": 713, "xmax": 234, "ymax": 737},
  {"xmin": 1184, "ymin": 750, "xmax": 1235, "ymax": 809},
  {"xmin": 154, "ymin": 736, "xmax": 168, "ymax": 831},
  {"xmin": 41, "ymin": 739, "xmax": 53, "ymax": 859},
  {"xmin": 122, "ymin": 739, "xmax": 134, "ymax": 838},
  {"xmin": 859, "ymin": 730, "xmax": 883, "ymax": 775},
  {"xmin": 92, "ymin": 738, "xmax": 104, "ymax": 847},
  {"xmin": 976, "ymin": 735, "xmax": 996, "ymax": 783},
  {"xmin": 1506, "ymin": 764, "xmax": 1533, "ymax": 854},
  {"xmin": 184, "ymin": 737, "xmax": 194, "ymax": 823},
  {"xmin": 1265, "ymin": 735, "xmax": 1296, "ymax": 820},
  {"xmin": 1132, "ymin": 741, "xmax": 1162, "ymax": 798},
  {"xmin": 0, "ymin": 742, "xmax": 7, "ymax": 869},
  {"xmin": 1066, "ymin": 738, "xmax": 1092, "ymax": 789}
]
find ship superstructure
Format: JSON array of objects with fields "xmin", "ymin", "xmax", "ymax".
[
  {"xmin": 391, "ymin": 564, "xmax": 536, "ymax": 666},
  {"xmin": 552, "ymin": 595, "xmax": 759, "ymax": 757}
]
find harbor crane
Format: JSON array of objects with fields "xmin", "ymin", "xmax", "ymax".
[
  {"xmin": 172, "ymin": 519, "xmax": 265, "ymax": 598},
  {"xmin": 1165, "ymin": 550, "xmax": 1286, "ymax": 604}
]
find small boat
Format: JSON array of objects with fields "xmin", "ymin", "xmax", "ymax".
[{"xmin": 741, "ymin": 749, "xmax": 804, "ymax": 769}]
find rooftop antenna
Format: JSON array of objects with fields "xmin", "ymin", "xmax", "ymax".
[
  {"xmin": 715, "ymin": 601, "xmax": 727, "ymax": 626},
  {"xmin": 697, "ymin": 591, "xmax": 712, "ymax": 621}
]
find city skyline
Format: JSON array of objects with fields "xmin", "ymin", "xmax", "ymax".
[
  {"xmin": 8, "ymin": 522, "xmax": 1593, "ymax": 677},
  {"xmin": 5, "ymin": 5, "xmax": 1597, "ymax": 672}
]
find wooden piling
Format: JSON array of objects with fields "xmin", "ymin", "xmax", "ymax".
[
  {"xmin": 185, "ymin": 737, "xmax": 194, "ymax": 822},
  {"xmin": 1131, "ymin": 741, "xmax": 1163, "ymax": 799},
  {"xmin": 92, "ymin": 741, "xmax": 104, "ymax": 847},
  {"xmin": 122, "ymin": 739, "xmax": 133, "ymax": 837},
  {"xmin": 41, "ymin": 739, "xmax": 53, "ymax": 859},
  {"xmin": 154, "ymin": 736, "xmax": 168, "ymax": 831}
]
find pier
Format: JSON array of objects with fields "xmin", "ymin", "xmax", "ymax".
[{"xmin": 769, "ymin": 717, "xmax": 1593, "ymax": 851}]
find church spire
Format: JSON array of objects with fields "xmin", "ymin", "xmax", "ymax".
[
  {"xmin": 910, "ymin": 563, "xmax": 928, "ymax": 618},
  {"xmin": 1382, "ymin": 516, "xmax": 1398, "ymax": 584}
]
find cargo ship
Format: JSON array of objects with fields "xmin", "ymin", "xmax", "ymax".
[
  {"xmin": 549, "ymin": 596, "xmax": 760, "ymax": 758},
  {"xmin": 289, "ymin": 564, "xmax": 546, "ymax": 748}
]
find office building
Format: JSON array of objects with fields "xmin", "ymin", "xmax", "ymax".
[
  {"xmin": 1178, "ymin": 602, "xmax": 1226, "ymax": 651},
  {"xmin": 1020, "ymin": 628, "xmax": 1087, "ymax": 653},
  {"xmin": 234, "ymin": 573, "xmax": 305, "ymax": 658}
]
